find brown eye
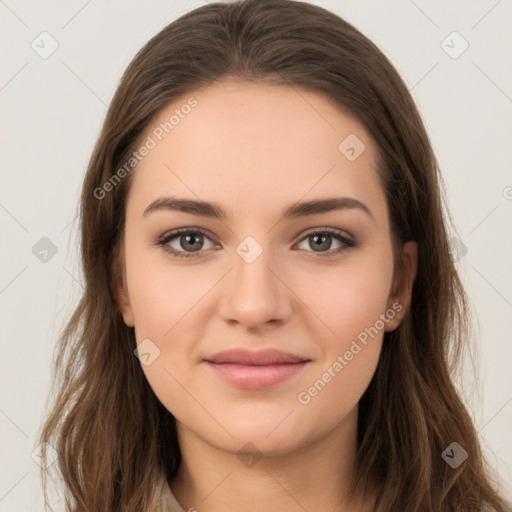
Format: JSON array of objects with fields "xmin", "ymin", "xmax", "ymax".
[
  {"xmin": 296, "ymin": 229, "xmax": 355, "ymax": 256},
  {"xmin": 157, "ymin": 229, "xmax": 215, "ymax": 258}
]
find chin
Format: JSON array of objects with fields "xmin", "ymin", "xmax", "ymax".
[
  {"xmin": 214, "ymin": 430, "xmax": 304, "ymax": 459},
  {"xmin": 201, "ymin": 409, "xmax": 316, "ymax": 456}
]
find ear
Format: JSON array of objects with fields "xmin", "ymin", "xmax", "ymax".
[
  {"xmin": 385, "ymin": 240, "xmax": 418, "ymax": 332},
  {"xmin": 111, "ymin": 242, "xmax": 135, "ymax": 327}
]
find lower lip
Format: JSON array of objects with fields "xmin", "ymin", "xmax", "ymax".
[{"xmin": 205, "ymin": 361, "xmax": 309, "ymax": 390}]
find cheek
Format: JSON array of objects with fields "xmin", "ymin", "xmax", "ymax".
[
  {"xmin": 292, "ymin": 253, "xmax": 393, "ymax": 405},
  {"xmin": 294, "ymin": 273, "xmax": 391, "ymax": 423},
  {"xmin": 124, "ymin": 245, "xmax": 209, "ymax": 339},
  {"xmin": 328, "ymin": 275, "xmax": 392, "ymax": 346},
  {"xmin": 299, "ymin": 285, "xmax": 388, "ymax": 409},
  {"xmin": 124, "ymin": 254, "xmax": 207, "ymax": 413},
  {"xmin": 298, "ymin": 254, "xmax": 394, "ymax": 348}
]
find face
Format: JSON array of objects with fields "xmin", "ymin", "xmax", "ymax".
[{"xmin": 116, "ymin": 80, "xmax": 417, "ymax": 457}]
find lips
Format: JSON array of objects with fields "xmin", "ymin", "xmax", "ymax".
[
  {"xmin": 205, "ymin": 348, "xmax": 308, "ymax": 365},
  {"xmin": 204, "ymin": 348, "xmax": 311, "ymax": 390}
]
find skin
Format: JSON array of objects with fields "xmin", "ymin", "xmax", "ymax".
[{"xmin": 116, "ymin": 80, "xmax": 417, "ymax": 512}]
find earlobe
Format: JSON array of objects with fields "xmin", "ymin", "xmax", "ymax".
[
  {"xmin": 117, "ymin": 281, "xmax": 135, "ymax": 327},
  {"xmin": 111, "ymin": 245, "xmax": 135, "ymax": 327},
  {"xmin": 385, "ymin": 241, "xmax": 418, "ymax": 332}
]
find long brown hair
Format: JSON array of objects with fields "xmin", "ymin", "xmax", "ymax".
[{"xmin": 37, "ymin": 0, "xmax": 509, "ymax": 510}]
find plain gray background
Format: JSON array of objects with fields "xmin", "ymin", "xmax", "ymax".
[{"xmin": 1, "ymin": 0, "xmax": 511, "ymax": 510}]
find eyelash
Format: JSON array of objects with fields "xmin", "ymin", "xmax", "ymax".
[{"xmin": 156, "ymin": 227, "xmax": 356, "ymax": 260}]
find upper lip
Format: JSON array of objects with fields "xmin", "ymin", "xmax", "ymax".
[{"xmin": 204, "ymin": 348, "xmax": 310, "ymax": 365}]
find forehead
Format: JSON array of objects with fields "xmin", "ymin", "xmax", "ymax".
[{"xmin": 127, "ymin": 80, "xmax": 386, "ymax": 222}]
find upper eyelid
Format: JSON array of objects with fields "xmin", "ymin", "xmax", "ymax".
[
  {"xmin": 298, "ymin": 226, "xmax": 353, "ymax": 240},
  {"xmin": 158, "ymin": 227, "xmax": 216, "ymax": 244}
]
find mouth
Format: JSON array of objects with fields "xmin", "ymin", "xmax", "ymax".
[{"xmin": 203, "ymin": 348, "xmax": 311, "ymax": 390}]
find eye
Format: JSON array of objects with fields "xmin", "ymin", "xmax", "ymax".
[
  {"xmin": 156, "ymin": 228, "xmax": 216, "ymax": 259},
  {"xmin": 295, "ymin": 228, "xmax": 355, "ymax": 257},
  {"xmin": 156, "ymin": 227, "xmax": 356, "ymax": 259}
]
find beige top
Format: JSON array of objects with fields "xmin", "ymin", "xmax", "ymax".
[{"xmin": 154, "ymin": 473, "xmax": 185, "ymax": 512}]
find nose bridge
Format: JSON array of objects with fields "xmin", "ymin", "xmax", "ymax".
[{"xmin": 218, "ymin": 233, "xmax": 293, "ymax": 328}]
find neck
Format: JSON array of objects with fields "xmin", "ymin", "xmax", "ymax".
[{"xmin": 169, "ymin": 406, "xmax": 376, "ymax": 512}]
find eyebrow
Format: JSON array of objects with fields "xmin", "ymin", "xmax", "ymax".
[{"xmin": 142, "ymin": 196, "xmax": 375, "ymax": 222}]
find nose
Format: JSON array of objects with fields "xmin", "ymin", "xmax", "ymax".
[{"xmin": 217, "ymin": 243, "xmax": 294, "ymax": 331}]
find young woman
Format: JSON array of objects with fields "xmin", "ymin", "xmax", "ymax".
[{"xmin": 38, "ymin": 0, "xmax": 510, "ymax": 510}]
